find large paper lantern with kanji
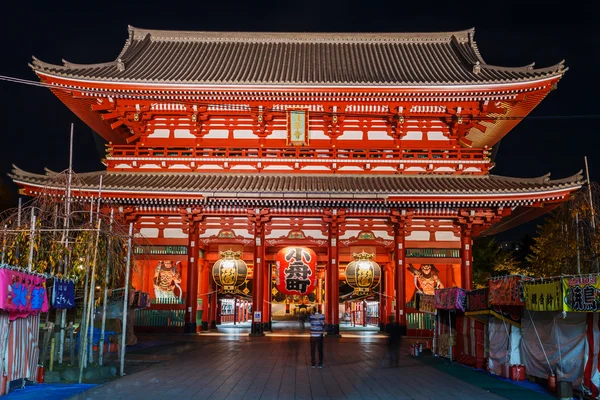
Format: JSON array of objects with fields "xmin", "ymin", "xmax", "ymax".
[
  {"xmin": 345, "ymin": 251, "xmax": 381, "ymax": 296},
  {"xmin": 212, "ymin": 250, "xmax": 248, "ymax": 294},
  {"xmin": 275, "ymin": 247, "xmax": 317, "ymax": 296}
]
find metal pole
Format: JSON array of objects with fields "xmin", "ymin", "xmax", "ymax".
[
  {"xmin": 576, "ymin": 212, "xmax": 582, "ymax": 275},
  {"xmin": 85, "ymin": 219, "xmax": 102, "ymax": 366},
  {"xmin": 1, "ymin": 224, "xmax": 7, "ymax": 265},
  {"xmin": 448, "ymin": 311, "xmax": 453, "ymax": 362},
  {"xmin": 27, "ymin": 208, "xmax": 36, "ymax": 272},
  {"xmin": 16, "ymin": 198, "xmax": 22, "ymax": 263},
  {"xmin": 99, "ymin": 209, "xmax": 114, "ymax": 366},
  {"xmin": 120, "ymin": 223, "xmax": 134, "ymax": 377},
  {"xmin": 78, "ymin": 250, "xmax": 91, "ymax": 383},
  {"xmin": 87, "ymin": 176, "xmax": 103, "ymax": 366},
  {"xmin": 585, "ymin": 156, "xmax": 599, "ymax": 272},
  {"xmin": 59, "ymin": 123, "xmax": 75, "ymax": 364}
]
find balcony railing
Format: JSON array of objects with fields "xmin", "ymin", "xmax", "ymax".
[
  {"xmin": 405, "ymin": 248, "xmax": 460, "ymax": 258},
  {"xmin": 134, "ymin": 245, "xmax": 188, "ymax": 255},
  {"xmin": 109, "ymin": 144, "xmax": 488, "ymax": 162}
]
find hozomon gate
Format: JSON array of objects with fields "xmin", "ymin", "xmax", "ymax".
[{"xmin": 12, "ymin": 27, "xmax": 581, "ymax": 335}]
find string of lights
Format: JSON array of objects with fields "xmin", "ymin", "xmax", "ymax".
[{"xmin": 2, "ymin": 73, "xmax": 600, "ymax": 121}]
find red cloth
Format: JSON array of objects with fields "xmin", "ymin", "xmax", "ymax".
[{"xmin": 488, "ymin": 277, "xmax": 525, "ymax": 306}]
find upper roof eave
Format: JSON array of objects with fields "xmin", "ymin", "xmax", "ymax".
[
  {"xmin": 29, "ymin": 26, "xmax": 568, "ymax": 87},
  {"xmin": 31, "ymin": 68, "xmax": 565, "ymax": 90}
]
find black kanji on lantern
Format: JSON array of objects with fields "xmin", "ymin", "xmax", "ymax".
[{"xmin": 284, "ymin": 248, "xmax": 313, "ymax": 293}]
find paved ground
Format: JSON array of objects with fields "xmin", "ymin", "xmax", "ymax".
[{"xmin": 61, "ymin": 320, "xmax": 552, "ymax": 400}]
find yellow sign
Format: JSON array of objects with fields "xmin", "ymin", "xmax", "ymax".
[
  {"xmin": 523, "ymin": 281, "xmax": 562, "ymax": 311},
  {"xmin": 563, "ymin": 275, "xmax": 600, "ymax": 312}
]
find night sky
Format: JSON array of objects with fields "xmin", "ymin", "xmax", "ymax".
[{"xmin": 0, "ymin": 1, "xmax": 596, "ymax": 240}]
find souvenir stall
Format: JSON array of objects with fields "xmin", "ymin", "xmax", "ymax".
[
  {"xmin": 486, "ymin": 276, "xmax": 525, "ymax": 378},
  {"xmin": 520, "ymin": 276, "xmax": 593, "ymax": 395},
  {"xmin": 433, "ymin": 287, "xmax": 466, "ymax": 361},
  {"xmin": 414, "ymin": 292, "xmax": 435, "ymax": 350},
  {"xmin": 457, "ymin": 288, "xmax": 489, "ymax": 369},
  {"xmin": 0, "ymin": 265, "xmax": 49, "ymax": 396}
]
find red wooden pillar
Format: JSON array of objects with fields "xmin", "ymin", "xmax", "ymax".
[
  {"xmin": 461, "ymin": 227, "xmax": 473, "ymax": 290},
  {"xmin": 317, "ymin": 273, "xmax": 323, "ymax": 311},
  {"xmin": 263, "ymin": 259, "xmax": 271, "ymax": 332},
  {"xmin": 210, "ymin": 279, "xmax": 218, "ymax": 328},
  {"xmin": 251, "ymin": 214, "xmax": 265, "ymax": 336},
  {"xmin": 184, "ymin": 220, "xmax": 199, "ymax": 333},
  {"xmin": 330, "ymin": 223, "xmax": 340, "ymax": 336},
  {"xmin": 382, "ymin": 264, "xmax": 394, "ymax": 328},
  {"xmin": 394, "ymin": 221, "xmax": 407, "ymax": 330},
  {"xmin": 200, "ymin": 260, "xmax": 210, "ymax": 331},
  {"xmin": 325, "ymin": 234, "xmax": 333, "ymax": 327}
]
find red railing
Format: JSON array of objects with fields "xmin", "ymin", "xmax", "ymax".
[{"xmin": 109, "ymin": 144, "xmax": 488, "ymax": 162}]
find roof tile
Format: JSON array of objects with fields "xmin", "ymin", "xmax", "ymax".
[{"xmin": 31, "ymin": 27, "xmax": 566, "ymax": 86}]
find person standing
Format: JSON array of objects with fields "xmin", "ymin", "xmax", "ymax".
[
  {"xmin": 385, "ymin": 315, "xmax": 401, "ymax": 367},
  {"xmin": 309, "ymin": 307, "xmax": 325, "ymax": 368}
]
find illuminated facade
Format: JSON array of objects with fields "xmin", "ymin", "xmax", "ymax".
[{"xmin": 13, "ymin": 27, "xmax": 581, "ymax": 335}]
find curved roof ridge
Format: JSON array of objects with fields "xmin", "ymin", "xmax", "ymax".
[
  {"xmin": 481, "ymin": 59, "xmax": 567, "ymax": 75},
  {"xmin": 547, "ymin": 170, "xmax": 584, "ymax": 185},
  {"xmin": 490, "ymin": 173, "xmax": 551, "ymax": 184},
  {"xmin": 30, "ymin": 56, "xmax": 66, "ymax": 71},
  {"xmin": 10, "ymin": 164, "xmax": 46, "ymax": 179},
  {"xmin": 127, "ymin": 25, "xmax": 475, "ymax": 44},
  {"xmin": 60, "ymin": 59, "xmax": 117, "ymax": 69}
]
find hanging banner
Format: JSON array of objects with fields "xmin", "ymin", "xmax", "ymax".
[
  {"xmin": 52, "ymin": 279, "xmax": 75, "ymax": 309},
  {"xmin": 523, "ymin": 281, "xmax": 562, "ymax": 311},
  {"xmin": 434, "ymin": 287, "xmax": 466, "ymax": 312},
  {"xmin": 488, "ymin": 276, "xmax": 525, "ymax": 306},
  {"xmin": 467, "ymin": 288, "xmax": 489, "ymax": 312},
  {"xmin": 275, "ymin": 247, "xmax": 317, "ymax": 296},
  {"xmin": 0, "ymin": 268, "xmax": 49, "ymax": 319},
  {"xmin": 562, "ymin": 275, "xmax": 600, "ymax": 312},
  {"xmin": 416, "ymin": 293, "xmax": 435, "ymax": 314},
  {"xmin": 287, "ymin": 109, "xmax": 309, "ymax": 146}
]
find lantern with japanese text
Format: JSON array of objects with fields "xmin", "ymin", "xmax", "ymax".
[
  {"xmin": 275, "ymin": 247, "xmax": 317, "ymax": 296},
  {"xmin": 212, "ymin": 250, "xmax": 248, "ymax": 294},
  {"xmin": 345, "ymin": 252, "xmax": 381, "ymax": 296}
]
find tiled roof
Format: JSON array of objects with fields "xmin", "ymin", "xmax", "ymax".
[
  {"xmin": 10, "ymin": 166, "xmax": 583, "ymax": 199},
  {"xmin": 30, "ymin": 26, "xmax": 566, "ymax": 86}
]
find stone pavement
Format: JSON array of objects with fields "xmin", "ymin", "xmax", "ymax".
[{"xmin": 64, "ymin": 321, "xmax": 549, "ymax": 400}]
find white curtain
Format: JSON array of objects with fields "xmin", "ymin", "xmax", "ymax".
[
  {"xmin": 488, "ymin": 316, "xmax": 509, "ymax": 375},
  {"xmin": 0, "ymin": 312, "xmax": 9, "ymax": 395},
  {"xmin": 521, "ymin": 311, "xmax": 586, "ymax": 387}
]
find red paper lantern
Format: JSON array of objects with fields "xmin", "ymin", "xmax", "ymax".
[{"xmin": 275, "ymin": 247, "xmax": 317, "ymax": 296}]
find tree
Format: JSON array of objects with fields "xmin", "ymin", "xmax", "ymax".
[
  {"xmin": 527, "ymin": 182, "xmax": 600, "ymax": 276},
  {"xmin": 472, "ymin": 237, "xmax": 525, "ymax": 288}
]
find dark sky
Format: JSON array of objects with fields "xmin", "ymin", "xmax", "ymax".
[{"xmin": 0, "ymin": 0, "xmax": 596, "ymax": 240}]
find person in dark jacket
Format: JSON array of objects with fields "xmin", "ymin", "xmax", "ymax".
[
  {"xmin": 385, "ymin": 315, "xmax": 401, "ymax": 367},
  {"xmin": 309, "ymin": 307, "xmax": 325, "ymax": 368}
]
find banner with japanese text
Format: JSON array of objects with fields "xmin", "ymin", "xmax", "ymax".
[
  {"xmin": 416, "ymin": 293, "xmax": 435, "ymax": 314},
  {"xmin": 488, "ymin": 276, "xmax": 525, "ymax": 306},
  {"xmin": 563, "ymin": 275, "xmax": 600, "ymax": 312},
  {"xmin": 467, "ymin": 288, "xmax": 489, "ymax": 312},
  {"xmin": 523, "ymin": 281, "xmax": 562, "ymax": 311},
  {"xmin": 434, "ymin": 287, "xmax": 467, "ymax": 312},
  {"xmin": 52, "ymin": 278, "xmax": 75, "ymax": 309},
  {"xmin": 275, "ymin": 247, "xmax": 317, "ymax": 296},
  {"xmin": 0, "ymin": 268, "xmax": 49, "ymax": 320}
]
